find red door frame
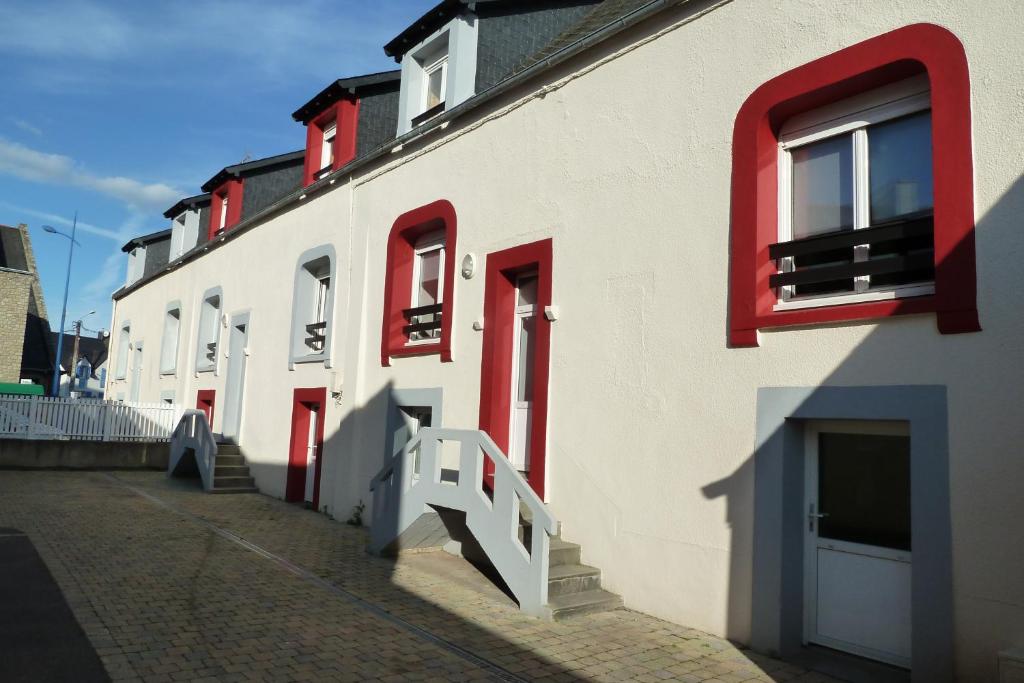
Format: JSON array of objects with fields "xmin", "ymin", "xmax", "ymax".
[
  {"xmin": 285, "ymin": 387, "xmax": 327, "ymax": 506},
  {"xmin": 478, "ymin": 239, "xmax": 553, "ymax": 499},
  {"xmin": 196, "ymin": 390, "xmax": 216, "ymax": 430}
]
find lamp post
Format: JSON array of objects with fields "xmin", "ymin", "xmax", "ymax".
[{"xmin": 42, "ymin": 214, "xmax": 80, "ymax": 397}]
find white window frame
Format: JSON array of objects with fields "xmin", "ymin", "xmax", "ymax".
[
  {"xmin": 318, "ymin": 122, "xmax": 337, "ymax": 179},
  {"xmin": 218, "ymin": 194, "xmax": 229, "ymax": 232},
  {"xmin": 115, "ymin": 324, "xmax": 130, "ymax": 379},
  {"xmin": 289, "ymin": 246, "xmax": 336, "ymax": 368},
  {"xmin": 160, "ymin": 303, "xmax": 181, "ymax": 375},
  {"xmin": 407, "ymin": 232, "xmax": 445, "ymax": 346},
  {"xmin": 195, "ymin": 289, "xmax": 222, "ymax": 374},
  {"xmin": 422, "ymin": 52, "xmax": 448, "ymax": 112},
  {"xmin": 775, "ymin": 76, "xmax": 934, "ymax": 311}
]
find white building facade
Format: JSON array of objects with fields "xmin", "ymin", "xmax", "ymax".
[{"xmin": 106, "ymin": 2, "xmax": 1024, "ymax": 680}]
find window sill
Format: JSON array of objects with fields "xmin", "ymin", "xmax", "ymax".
[
  {"xmin": 773, "ymin": 284, "xmax": 934, "ymax": 312},
  {"xmin": 411, "ymin": 102, "xmax": 446, "ymax": 127},
  {"xmin": 387, "ymin": 342, "xmax": 443, "ymax": 361},
  {"xmin": 290, "ymin": 353, "xmax": 330, "ymax": 370},
  {"xmin": 159, "ymin": 369, "xmax": 177, "ymax": 377},
  {"xmin": 195, "ymin": 366, "xmax": 215, "ymax": 374}
]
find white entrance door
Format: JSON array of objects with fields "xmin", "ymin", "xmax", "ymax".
[
  {"xmin": 304, "ymin": 405, "xmax": 319, "ymax": 504},
  {"xmin": 221, "ymin": 315, "xmax": 249, "ymax": 442},
  {"xmin": 129, "ymin": 342, "xmax": 143, "ymax": 402},
  {"xmin": 804, "ymin": 421, "xmax": 912, "ymax": 668},
  {"xmin": 508, "ymin": 273, "xmax": 538, "ymax": 472}
]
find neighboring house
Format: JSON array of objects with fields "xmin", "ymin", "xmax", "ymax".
[
  {"xmin": 0, "ymin": 223, "xmax": 52, "ymax": 389},
  {"xmin": 50, "ymin": 330, "xmax": 109, "ymax": 398},
  {"xmin": 105, "ymin": 2, "xmax": 1024, "ymax": 681}
]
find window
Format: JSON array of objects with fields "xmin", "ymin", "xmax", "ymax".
[
  {"xmin": 206, "ymin": 180, "xmax": 243, "ymax": 240},
  {"xmin": 115, "ymin": 324, "xmax": 130, "ymax": 379},
  {"xmin": 319, "ymin": 123, "xmax": 336, "ymax": 179},
  {"xmin": 290, "ymin": 247, "xmax": 336, "ymax": 367},
  {"xmin": 395, "ymin": 14, "xmax": 478, "ymax": 134},
  {"xmin": 125, "ymin": 246, "xmax": 146, "ymax": 285},
  {"xmin": 728, "ymin": 24, "xmax": 979, "ymax": 347},
  {"xmin": 195, "ymin": 289, "xmax": 222, "ymax": 372},
  {"xmin": 773, "ymin": 80, "xmax": 934, "ymax": 308},
  {"xmin": 408, "ymin": 232, "xmax": 445, "ymax": 343},
  {"xmin": 299, "ymin": 99, "xmax": 358, "ymax": 187},
  {"xmin": 381, "ymin": 201, "xmax": 457, "ymax": 366},
  {"xmin": 160, "ymin": 304, "xmax": 181, "ymax": 374}
]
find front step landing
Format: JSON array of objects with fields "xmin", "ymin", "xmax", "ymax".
[
  {"xmin": 544, "ymin": 535, "xmax": 623, "ymax": 620},
  {"xmin": 211, "ymin": 442, "xmax": 258, "ymax": 494}
]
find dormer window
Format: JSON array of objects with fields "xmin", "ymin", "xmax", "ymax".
[
  {"xmin": 299, "ymin": 100, "xmax": 358, "ymax": 187},
  {"xmin": 207, "ymin": 179, "xmax": 243, "ymax": 240},
  {"xmin": 423, "ymin": 52, "xmax": 447, "ymax": 111},
  {"xmin": 319, "ymin": 122, "xmax": 337, "ymax": 179}
]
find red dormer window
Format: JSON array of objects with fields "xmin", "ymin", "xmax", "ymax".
[
  {"xmin": 302, "ymin": 99, "xmax": 359, "ymax": 187},
  {"xmin": 207, "ymin": 178, "xmax": 243, "ymax": 240}
]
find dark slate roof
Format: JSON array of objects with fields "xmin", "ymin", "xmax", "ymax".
[
  {"xmin": 49, "ymin": 331, "xmax": 108, "ymax": 375},
  {"xmin": 163, "ymin": 192, "xmax": 211, "ymax": 219},
  {"xmin": 384, "ymin": 0, "xmax": 463, "ymax": 58},
  {"xmin": 201, "ymin": 150, "xmax": 305, "ymax": 193},
  {"xmin": 0, "ymin": 224, "xmax": 28, "ymax": 271},
  {"xmin": 120, "ymin": 228, "xmax": 171, "ymax": 253},
  {"xmin": 515, "ymin": 0, "xmax": 657, "ymax": 70},
  {"xmin": 292, "ymin": 70, "xmax": 402, "ymax": 124}
]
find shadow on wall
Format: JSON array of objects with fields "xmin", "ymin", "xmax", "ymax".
[
  {"xmin": 704, "ymin": 174, "xmax": 1024, "ymax": 682},
  {"xmin": 173, "ymin": 379, "xmax": 587, "ymax": 681}
]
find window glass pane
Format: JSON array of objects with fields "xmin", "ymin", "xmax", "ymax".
[
  {"xmin": 791, "ymin": 134, "xmax": 854, "ymax": 239},
  {"xmin": 818, "ymin": 433, "xmax": 911, "ymax": 551},
  {"xmin": 417, "ymin": 249, "xmax": 441, "ymax": 306},
  {"xmin": 869, "ymin": 111, "xmax": 933, "ymax": 224},
  {"xmin": 516, "ymin": 275, "xmax": 538, "ymax": 307},
  {"xmin": 426, "ymin": 64, "xmax": 444, "ymax": 108},
  {"xmin": 516, "ymin": 316, "xmax": 535, "ymax": 402}
]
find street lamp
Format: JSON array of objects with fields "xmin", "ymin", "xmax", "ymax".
[{"xmin": 42, "ymin": 214, "xmax": 80, "ymax": 397}]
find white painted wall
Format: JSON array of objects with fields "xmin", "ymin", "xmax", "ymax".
[{"xmin": 107, "ymin": 3, "xmax": 1024, "ymax": 679}]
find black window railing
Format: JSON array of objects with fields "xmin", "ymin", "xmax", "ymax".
[
  {"xmin": 305, "ymin": 321, "xmax": 327, "ymax": 352},
  {"xmin": 411, "ymin": 102, "xmax": 446, "ymax": 127},
  {"xmin": 205, "ymin": 342, "xmax": 217, "ymax": 363},
  {"xmin": 402, "ymin": 303, "xmax": 442, "ymax": 341},
  {"xmin": 768, "ymin": 213, "xmax": 934, "ymax": 296}
]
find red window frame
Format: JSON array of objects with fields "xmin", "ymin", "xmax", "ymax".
[
  {"xmin": 302, "ymin": 99, "xmax": 359, "ymax": 187},
  {"xmin": 206, "ymin": 178, "xmax": 243, "ymax": 240},
  {"xmin": 380, "ymin": 200, "xmax": 457, "ymax": 366},
  {"xmin": 728, "ymin": 23, "xmax": 980, "ymax": 347}
]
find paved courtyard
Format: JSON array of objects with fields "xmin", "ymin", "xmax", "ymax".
[{"xmin": 0, "ymin": 471, "xmax": 840, "ymax": 682}]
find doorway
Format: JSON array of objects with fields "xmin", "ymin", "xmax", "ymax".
[
  {"xmin": 129, "ymin": 342, "xmax": 143, "ymax": 402},
  {"xmin": 196, "ymin": 390, "xmax": 215, "ymax": 430},
  {"xmin": 478, "ymin": 239, "xmax": 552, "ymax": 498},
  {"xmin": 286, "ymin": 388, "xmax": 326, "ymax": 507},
  {"xmin": 220, "ymin": 313, "xmax": 250, "ymax": 442},
  {"xmin": 804, "ymin": 421, "xmax": 912, "ymax": 668}
]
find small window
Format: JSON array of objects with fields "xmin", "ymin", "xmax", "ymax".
[
  {"xmin": 424, "ymin": 54, "xmax": 447, "ymax": 111},
  {"xmin": 319, "ymin": 123, "xmax": 336, "ymax": 178},
  {"xmin": 407, "ymin": 232, "xmax": 445, "ymax": 344},
  {"xmin": 218, "ymin": 195, "xmax": 229, "ymax": 233},
  {"xmin": 291, "ymin": 249, "xmax": 335, "ymax": 365},
  {"xmin": 196, "ymin": 291, "xmax": 221, "ymax": 372},
  {"xmin": 115, "ymin": 325, "xmax": 130, "ymax": 378},
  {"xmin": 160, "ymin": 305, "xmax": 181, "ymax": 374},
  {"xmin": 772, "ymin": 82, "xmax": 934, "ymax": 309}
]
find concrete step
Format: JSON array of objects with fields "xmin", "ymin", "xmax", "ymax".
[
  {"xmin": 549, "ymin": 538, "xmax": 581, "ymax": 567},
  {"xmin": 214, "ymin": 465, "xmax": 250, "ymax": 477},
  {"xmin": 215, "ymin": 454, "xmax": 245, "ymax": 467},
  {"xmin": 547, "ymin": 588, "xmax": 623, "ymax": 621},
  {"xmin": 217, "ymin": 444, "xmax": 242, "ymax": 455},
  {"xmin": 210, "ymin": 487, "xmax": 259, "ymax": 495},
  {"xmin": 213, "ymin": 476, "xmax": 255, "ymax": 489},
  {"xmin": 548, "ymin": 563, "xmax": 602, "ymax": 597}
]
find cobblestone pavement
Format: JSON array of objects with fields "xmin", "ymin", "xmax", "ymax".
[{"xmin": 0, "ymin": 471, "xmax": 842, "ymax": 682}]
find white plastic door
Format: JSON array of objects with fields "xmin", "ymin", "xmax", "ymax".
[{"xmin": 508, "ymin": 274, "xmax": 537, "ymax": 472}]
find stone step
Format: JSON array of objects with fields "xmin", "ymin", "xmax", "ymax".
[
  {"xmin": 210, "ymin": 487, "xmax": 259, "ymax": 495},
  {"xmin": 214, "ymin": 465, "xmax": 250, "ymax": 477},
  {"xmin": 215, "ymin": 454, "xmax": 245, "ymax": 467},
  {"xmin": 549, "ymin": 538, "xmax": 581, "ymax": 567},
  {"xmin": 213, "ymin": 476, "xmax": 255, "ymax": 489},
  {"xmin": 547, "ymin": 589, "xmax": 623, "ymax": 621},
  {"xmin": 548, "ymin": 563, "xmax": 602, "ymax": 598},
  {"xmin": 217, "ymin": 444, "xmax": 242, "ymax": 455}
]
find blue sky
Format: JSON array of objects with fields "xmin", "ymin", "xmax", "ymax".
[{"xmin": 0, "ymin": 0, "xmax": 435, "ymax": 336}]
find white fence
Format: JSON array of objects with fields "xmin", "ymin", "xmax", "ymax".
[{"xmin": 0, "ymin": 395, "xmax": 184, "ymax": 442}]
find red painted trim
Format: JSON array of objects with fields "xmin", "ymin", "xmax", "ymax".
[
  {"xmin": 196, "ymin": 390, "xmax": 216, "ymax": 430},
  {"xmin": 301, "ymin": 98, "xmax": 360, "ymax": 187},
  {"xmin": 380, "ymin": 200, "xmax": 457, "ymax": 366},
  {"xmin": 206, "ymin": 178, "xmax": 244, "ymax": 240},
  {"xmin": 728, "ymin": 23, "xmax": 980, "ymax": 347},
  {"xmin": 285, "ymin": 387, "xmax": 327, "ymax": 506},
  {"xmin": 478, "ymin": 239, "xmax": 553, "ymax": 500}
]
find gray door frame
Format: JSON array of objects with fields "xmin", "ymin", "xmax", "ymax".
[{"xmin": 220, "ymin": 311, "xmax": 251, "ymax": 442}]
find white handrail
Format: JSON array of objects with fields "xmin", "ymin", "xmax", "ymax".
[
  {"xmin": 369, "ymin": 427, "xmax": 557, "ymax": 616},
  {"xmin": 168, "ymin": 410, "xmax": 218, "ymax": 491}
]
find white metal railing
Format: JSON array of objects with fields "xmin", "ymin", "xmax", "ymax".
[
  {"xmin": 0, "ymin": 395, "xmax": 183, "ymax": 442},
  {"xmin": 168, "ymin": 410, "xmax": 218, "ymax": 491},
  {"xmin": 369, "ymin": 427, "xmax": 558, "ymax": 616}
]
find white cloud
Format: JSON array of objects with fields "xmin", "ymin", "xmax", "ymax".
[
  {"xmin": 0, "ymin": 202, "xmax": 131, "ymax": 243},
  {"xmin": 0, "ymin": 138, "xmax": 181, "ymax": 213},
  {"xmin": 11, "ymin": 118, "xmax": 43, "ymax": 136}
]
